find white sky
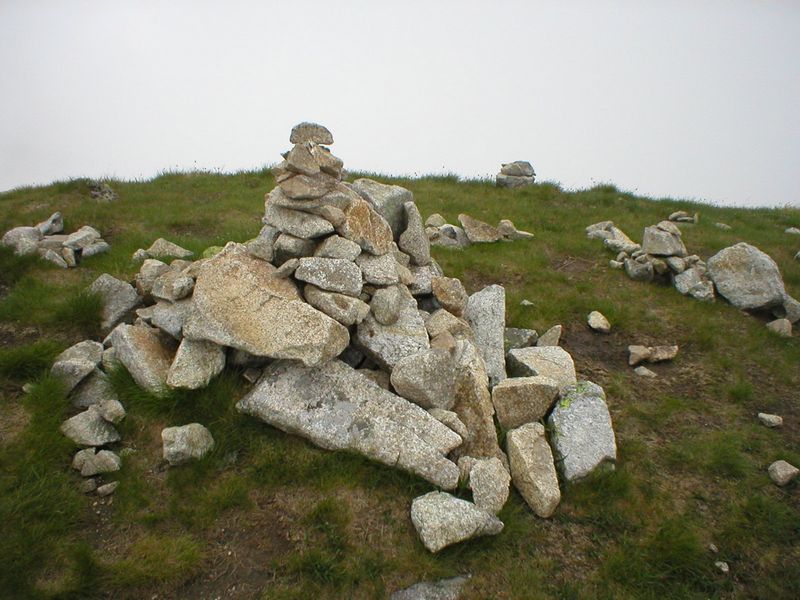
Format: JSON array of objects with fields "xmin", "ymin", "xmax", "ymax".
[{"xmin": 1, "ymin": 0, "xmax": 799, "ymax": 207}]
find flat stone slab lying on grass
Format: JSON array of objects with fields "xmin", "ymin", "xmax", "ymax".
[
  {"xmin": 390, "ymin": 574, "xmax": 471, "ymax": 600},
  {"xmin": 410, "ymin": 491, "xmax": 504, "ymax": 553},
  {"xmin": 51, "ymin": 340, "xmax": 104, "ymax": 392},
  {"xmin": 162, "ymin": 423, "xmax": 215, "ymax": 465},
  {"xmin": 236, "ymin": 359, "xmax": 461, "ymax": 489},
  {"xmin": 547, "ymin": 381, "xmax": 617, "ymax": 482}
]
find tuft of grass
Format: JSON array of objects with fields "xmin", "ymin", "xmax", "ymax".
[
  {"xmin": 0, "ymin": 339, "xmax": 63, "ymax": 381},
  {"xmin": 51, "ymin": 290, "xmax": 104, "ymax": 338},
  {"xmin": 0, "ymin": 246, "xmax": 41, "ymax": 287},
  {"xmin": 104, "ymin": 533, "xmax": 204, "ymax": 588}
]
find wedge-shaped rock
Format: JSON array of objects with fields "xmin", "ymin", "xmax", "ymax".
[
  {"xmin": 151, "ymin": 299, "xmax": 193, "ymax": 339},
  {"xmin": 465, "ymin": 284, "xmax": 506, "ymax": 387},
  {"xmin": 641, "ymin": 224, "xmax": 687, "ymax": 257},
  {"xmin": 263, "ymin": 202, "xmax": 335, "ymax": 239},
  {"xmin": 295, "ymin": 257, "xmax": 363, "ymax": 296},
  {"xmin": 391, "ymin": 348, "xmax": 457, "ymax": 410},
  {"xmin": 70, "ymin": 369, "xmax": 115, "ymax": 409},
  {"xmin": 89, "ymin": 274, "xmax": 142, "ymax": 331},
  {"xmin": 108, "ymin": 324, "xmax": 174, "ymax": 393},
  {"xmin": 706, "ymin": 242, "xmax": 786, "ymax": 310},
  {"xmin": 504, "ymin": 327, "xmax": 538, "ymax": 350},
  {"xmin": 35, "ymin": 212, "xmax": 63, "ymax": 235},
  {"xmin": 507, "ymin": 422, "xmax": 560, "ymax": 518},
  {"xmin": 506, "ymin": 346, "xmax": 576, "ymax": 392},
  {"xmin": 166, "ymin": 339, "xmax": 225, "ymax": 389},
  {"xmin": 314, "ymin": 234, "xmax": 361, "ymax": 261},
  {"xmin": 162, "ymin": 423, "xmax": 215, "ymax": 465},
  {"xmin": 337, "ymin": 194, "xmax": 394, "ymax": 255},
  {"xmin": 356, "ymin": 290, "xmax": 430, "ymax": 370},
  {"xmin": 356, "ymin": 252, "xmax": 400, "ymax": 285},
  {"xmin": 458, "ymin": 214, "xmax": 502, "ymax": 243},
  {"xmin": 61, "ymin": 405, "xmax": 121, "ymax": 447},
  {"xmin": 426, "ymin": 309, "xmax": 474, "ymax": 341},
  {"xmin": 51, "ymin": 340, "xmax": 104, "ymax": 392},
  {"xmin": 410, "ymin": 491, "xmax": 503, "ymax": 553},
  {"xmin": 146, "ymin": 238, "xmax": 194, "ymax": 259},
  {"xmin": 237, "ymin": 360, "xmax": 461, "ymax": 489},
  {"xmin": 398, "ymin": 201, "xmax": 431, "ymax": 266},
  {"xmin": 285, "ymin": 142, "xmax": 320, "ymax": 176},
  {"xmin": 290, "ymin": 122, "xmax": 334, "ymax": 145},
  {"xmin": 547, "ymin": 381, "xmax": 616, "ymax": 482},
  {"xmin": 350, "ymin": 178, "xmax": 413, "ymax": 239},
  {"xmin": 537, "ymin": 324, "xmax": 562, "ymax": 347},
  {"xmin": 466, "ymin": 457, "xmax": 510, "ymax": 514},
  {"xmin": 304, "ymin": 284, "xmax": 370, "ymax": 326},
  {"xmin": 431, "ymin": 276, "xmax": 468, "ymax": 317},
  {"xmin": 184, "ymin": 244, "xmax": 348, "ymax": 365},
  {"xmin": 64, "ymin": 225, "xmax": 101, "ymax": 250},
  {"xmin": 492, "ymin": 376, "xmax": 559, "ymax": 430}
]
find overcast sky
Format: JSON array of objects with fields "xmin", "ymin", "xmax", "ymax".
[{"xmin": 1, "ymin": 1, "xmax": 798, "ymax": 207}]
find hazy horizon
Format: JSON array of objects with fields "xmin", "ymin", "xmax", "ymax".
[{"xmin": 2, "ymin": 1, "xmax": 799, "ymax": 208}]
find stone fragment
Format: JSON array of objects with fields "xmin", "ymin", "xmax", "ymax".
[
  {"xmin": 504, "ymin": 327, "xmax": 538, "ymax": 350},
  {"xmin": 289, "ymin": 121, "xmax": 333, "ymax": 145},
  {"xmin": 781, "ymin": 296, "xmax": 800, "ymax": 323},
  {"xmin": 464, "ymin": 285, "xmax": 506, "ymax": 386},
  {"xmin": 625, "ymin": 258, "xmax": 654, "ymax": 282},
  {"xmin": 108, "ymin": 324, "xmax": 174, "ymax": 393},
  {"xmin": 60, "ymin": 247, "xmax": 77, "ymax": 267},
  {"xmin": 785, "ymin": 227, "xmax": 800, "ymax": 235},
  {"xmin": 151, "ymin": 299, "xmax": 192, "ymax": 340},
  {"xmin": 548, "ymin": 381, "xmax": 617, "ymax": 481},
  {"xmin": 467, "ymin": 457, "xmax": 510, "ymax": 514},
  {"xmin": 496, "ymin": 174, "xmax": 534, "ymax": 188},
  {"xmin": 673, "ymin": 267, "xmax": 715, "ymax": 301},
  {"xmin": 425, "ymin": 213, "xmax": 447, "ymax": 228},
  {"xmin": 587, "ymin": 311, "xmax": 611, "ymax": 333},
  {"xmin": 768, "ymin": 460, "xmax": 799, "ymax": 486},
  {"xmin": 537, "ymin": 324, "xmax": 562, "ymax": 347},
  {"xmin": 491, "ymin": 376, "xmax": 559, "ymax": 430},
  {"xmin": 295, "ymin": 257, "xmax": 363, "ymax": 296},
  {"xmin": 151, "ymin": 270, "xmax": 195, "ymax": 302},
  {"xmin": 766, "ymin": 318, "xmax": 792, "ymax": 337},
  {"xmin": 96, "ymin": 481, "xmax": 119, "ymax": 497},
  {"xmin": 81, "ymin": 240, "xmax": 111, "ymax": 258},
  {"xmin": 458, "ymin": 214, "xmax": 502, "ymax": 243},
  {"xmin": 80, "ymin": 449, "xmax": 122, "ymax": 476},
  {"xmin": 715, "ymin": 222, "xmax": 732, "ymax": 230},
  {"xmin": 350, "ymin": 178, "xmax": 413, "ymax": 238},
  {"xmin": 304, "ymin": 284, "xmax": 370, "ymax": 326},
  {"xmin": 51, "ymin": 340, "xmax": 104, "ymax": 392},
  {"xmin": 390, "ymin": 348, "xmax": 458, "ymax": 410},
  {"xmin": 706, "ymin": 243, "xmax": 786, "ymax": 310},
  {"xmin": 135, "ymin": 259, "xmax": 171, "ymax": 296},
  {"xmin": 356, "ymin": 291, "xmax": 430, "ymax": 370},
  {"xmin": 185, "ymin": 246, "xmax": 348, "ymax": 365},
  {"xmin": 434, "ymin": 224, "xmax": 470, "ymax": 248},
  {"xmin": 410, "ymin": 491, "xmax": 503, "ymax": 553},
  {"xmin": 370, "ymin": 284, "xmax": 406, "ymax": 325},
  {"xmin": 64, "ymin": 225, "xmax": 101, "ymax": 250},
  {"xmin": 166, "ymin": 339, "xmax": 226, "ymax": 389},
  {"xmin": 89, "ymin": 274, "xmax": 142, "ymax": 331},
  {"xmin": 97, "ymin": 399, "xmax": 126, "ymax": 424},
  {"xmin": 500, "ymin": 161, "xmax": 535, "ymax": 177},
  {"xmin": 497, "ymin": 219, "xmax": 534, "ymax": 240},
  {"xmin": 35, "ymin": 212, "xmax": 64, "ymax": 235},
  {"xmin": 281, "ymin": 172, "xmax": 339, "ymax": 200},
  {"xmin": 284, "ymin": 142, "xmax": 320, "ymax": 176},
  {"xmin": 634, "ymin": 366, "xmax": 657, "ymax": 378},
  {"xmin": 409, "ymin": 262, "xmax": 444, "ymax": 296},
  {"xmin": 627, "ymin": 344, "xmax": 678, "ymax": 366},
  {"xmin": 70, "ymin": 369, "xmax": 115, "ymax": 409},
  {"xmin": 506, "ymin": 422, "xmax": 561, "ymax": 518},
  {"xmin": 314, "ymin": 234, "xmax": 361, "ymax": 261},
  {"xmin": 263, "ymin": 202, "xmax": 335, "ymax": 239},
  {"xmin": 398, "ymin": 201, "xmax": 431, "ymax": 266},
  {"xmin": 60, "ymin": 406, "xmax": 121, "ymax": 446},
  {"xmin": 337, "ymin": 194, "xmax": 394, "ymax": 255},
  {"xmin": 665, "ymin": 256, "xmax": 687, "ymax": 273},
  {"xmin": 145, "ymin": 238, "xmax": 194, "ymax": 259},
  {"xmin": 2, "ymin": 226, "xmax": 43, "ymax": 255},
  {"xmin": 310, "ymin": 145, "xmax": 343, "ymax": 176},
  {"xmin": 757, "ymin": 413, "xmax": 783, "ymax": 428},
  {"xmin": 426, "ymin": 309, "xmax": 474, "ymax": 341},
  {"xmin": 431, "ymin": 276, "xmax": 468, "ymax": 317},
  {"xmin": 273, "ymin": 233, "xmax": 316, "ymax": 264},
  {"xmin": 162, "ymin": 423, "xmax": 215, "ymax": 465},
  {"xmin": 390, "ymin": 575, "xmax": 471, "ymax": 600},
  {"xmin": 641, "ymin": 223, "xmax": 687, "ymax": 257},
  {"xmin": 237, "ymin": 360, "xmax": 460, "ymax": 488},
  {"xmin": 356, "ymin": 252, "xmax": 400, "ymax": 286},
  {"xmin": 506, "ymin": 346, "xmax": 577, "ymax": 392},
  {"xmin": 428, "ymin": 408, "xmax": 469, "ymax": 440}
]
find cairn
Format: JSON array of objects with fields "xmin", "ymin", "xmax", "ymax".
[{"xmin": 496, "ymin": 161, "xmax": 535, "ymax": 188}]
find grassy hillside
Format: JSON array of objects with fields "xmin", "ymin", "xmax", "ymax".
[{"xmin": 1, "ymin": 171, "xmax": 798, "ymax": 599}]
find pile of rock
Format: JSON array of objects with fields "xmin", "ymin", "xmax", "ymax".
[
  {"xmin": 588, "ymin": 221, "xmax": 798, "ymax": 335},
  {"xmin": 496, "ymin": 161, "xmax": 535, "ymax": 188},
  {"xmin": 89, "ymin": 181, "xmax": 119, "ymax": 203},
  {"xmin": 1, "ymin": 212, "xmax": 110, "ymax": 268},
  {"xmin": 132, "ymin": 238, "xmax": 194, "ymax": 262},
  {"xmin": 55, "ymin": 123, "xmax": 617, "ymax": 553},
  {"xmin": 668, "ymin": 210, "xmax": 698, "ymax": 224},
  {"xmin": 426, "ymin": 213, "xmax": 533, "ymax": 248}
]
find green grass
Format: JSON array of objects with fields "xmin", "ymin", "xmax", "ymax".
[{"xmin": 1, "ymin": 170, "xmax": 798, "ymax": 598}]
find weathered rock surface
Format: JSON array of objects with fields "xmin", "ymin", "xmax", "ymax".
[
  {"xmin": 504, "ymin": 327, "xmax": 538, "ymax": 350},
  {"xmin": 464, "ymin": 285, "xmax": 506, "ymax": 386},
  {"xmin": 108, "ymin": 324, "xmax": 174, "ymax": 393},
  {"xmin": 356, "ymin": 293, "xmax": 430, "ymax": 370},
  {"xmin": 61, "ymin": 406, "xmax": 121, "ymax": 447},
  {"xmin": 627, "ymin": 344, "xmax": 679, "ymax": 366},
  {"xmin": 89, "ymin": 274, "xmax": 142, "ymax": 331},
  {"xmin": 78, "ymin": 449, "xmax": 122, "ymax": 476},
  {"xmin": 706, "ymin": 243, "xmax": 786, "ymax": 310},
  {"xmin": 410, "ymin": 491, "xmax": 503, "ymax": 553},
  {"xmin": 548, "ymin": 381, "xmax": 616, "ymax": 481},
  {"xmin": 314, "ymin": 234, "xmax": 361, "ymax": 261},
  {"xmin": 184, "ymin": 245, "xmax": 348, "ymax": 365},
  {"xmin": 506, "ymin": 346, "xmax": 577, "ymax": 392},
  {"xmin": 641, "ymin": 223, "xmax": 687, "ymax": 257},
  {"xmin": 135, "ymin": 259, "xmax": 171, "ymax": 297},
  {"xmin": 458, "ymin": 214, "xmax": 502, "ymax": 243},
  {"xmin": 51, "ymin": 340, "xmax": 104, "ymax": 392},
  {"xmin": 97, "ymin": 399, "xmax": 126, "ymax": 424},
  {"xmin": 356, "ymin": 252, "xmax": 400, "ymax": 286},
  {"xmin": 491, "ymin": 376, "xmax": 559, "ymax": 430},
  {"xmin": 768, "ymin": 460, "xmax": 798, "ymax": 486},
  {"xmin": 537, "ymin": 324, "xmax": 562, "ymax": 347},
  {"xmin": 399, "ymin": 201, "xmax": 431, "ymax": 266},
  {"xmin": 162, "ymin": 423, "xmax": 215, "ymax": 465},
  {"xmin": 237, "ymin": 360, "xmax": 461, "ymax": 489},
  {"xmin": 390, "ymin": 575, "xmax": 471, "ymax": 600},
  {"xmin": 151, "ymin": 270, "xmax": 195, "ymax": 302},
  {"xmin": 466, "ymin": 457, "xmax": 510, "ymax": 514},
  {"xmin": 496, "ymin": 174, "xmax": 534, "ymax": 188},
  {"xmin": 766, "ymin": 318, "xmax": 792, "ymax": 337},
  {"xmin": 144, "ymin": 238, "xmax": 194, "ymax": 260},
  {"xmin": 431, "ymin": 276, "xmax": 468, "ymax": 317},
  {"xmin": 294, "ymin": 257, "xmax": 363, "ymax": 296},
  {"xmin": 166, "ymin": 339, "xmax": 226, "ymax": 389},
  {"xmin": 263, "ymin": 202, "xmax": 335, "ymax": 239},
  {"xmin": 350, "ymin": 178, "xmax": 413, "ymax": 239},
  {"xmin": 757, "ymin": 412, "xmax": 783, "ymax": 428},
  {"xmin": 500, "ymin": 161, "xmax": 535, "ymax": 177},
  {"xmin": 587, "ymin": 311, "xmax": 611, "ymax": 333},
  {"xmin": 506, "ymin": 422, "xmax": 560, "ymax": 518},
  {"xmin": 289, "ymin": 121, "xmax": 333, "ymax": 145},
  {"xmin": 303, "ymin": 284, "xmax": 370, "ymax": 326},
  {"xmin": 390, "ymin": 348, "xmax": 458, "ymax": 410},
  {"xmin": 370, "ymin": 284, "xmax": 406, "ymax": 325},
  {"xmin": 70, "ymin": 369, "xmax": 115, "ymax": 408}
]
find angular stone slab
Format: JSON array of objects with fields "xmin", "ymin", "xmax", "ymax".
[
  {"xmin": 304, "ymin": 284, "xmax": 370, "ymax": 326},
  {"xmin": 61, "ymin": 406, "xmax": 121, "ymax": 447},
  {"xmin": 464, "ymin": 285, "xmax": 506, "ymax": 387},
  {"xmin": 166, "ymin": 339, "xmax": 226, "ymax": 389},
  {"xmin": 356, "ymin": 292, "xmax": 430, "ymax": 370},
  {"xmin": 263, "ymin": 202, "xmax": 335, "ymax": 239},
  {"xmin": 506, "ymin": 346, "xmax": 577, "ymax": 392},
  {"xmin": 350, "ymin": 178, "xmax": 413, "ymax": 239},
  {"xmin": 237, "ymin": 360, "xmax": 461, "ymax": 489},
  {"xmin": 491, "ymin": 376, "xmax": 559, "ymax": 430},
  {"xmin": 89, "ymin": 274, "xmax": 142, "ymax": 331},
  {"xmin": 458, "ymin": 214, "xmax": 502, "ymax": 243},
  {"xmin": 707, "ymin": 242, "xmax": 786, "ymax": 310},
  {"xmin": 506, "ymin": 422, "xmax": 560, "ymax": 518},
  {"xmin": 108, "ymin": 324, "xmax": 174, "ymax": 393},
  {"xmin": 390, "ymin": 348, "xmax": 458, "ymax": 410},
  {"xmin": 295, "ymin": 257, "xmax": 363, "ymax": 296},
  {"xmin": 51, "ymin": 340, "xmax": 104, "ymax": 392},
  {"xmin": 398, "ymin": 201, "xmax": 431, "ymax": 266},
  {"xmin": 410, "ymin": 491, "xmax": 503, "ymax": 553}
]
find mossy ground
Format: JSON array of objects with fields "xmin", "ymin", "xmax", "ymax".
[{"xmin": 1, "ymin": 172, "xmax": 798, "ymax": 599}]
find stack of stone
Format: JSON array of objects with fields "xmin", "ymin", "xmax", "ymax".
[
  {"xmin": 496, "ymin": 161, "xmax": 535, "ymax": 188},
  {"xmin": 426, "ymin": 213, "xmax": 534, "ymax": 248},
  {"xmin": 1, "ymin": 212, "xmax": 110, "ymax": 268},
  {"xmin": 56, "ymin": 123, "xmax": 618, "ymax": 553},
  {"xmin": 668, "ymin": 210, "xmax": 698, "ymax": 224},
  {"xmin": 89, "ymin": 181, "xmax": 119, "ymax": 203}
]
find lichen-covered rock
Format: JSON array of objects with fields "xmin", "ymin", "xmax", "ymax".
[
  {"xmin": 314, "ymin": 234, "xmax": 361, "ymax": 261},
  {"xmin": 295, "ymin": 257, "xmax": 363, "ymax": 296},
  {"xmin": 162, "ymin": 423, "xmax": 215, "ymax": 465},
  {"xmin": 51, "ymin": 340, "xmax": 104, "ymax": 392},
  {"xmin": 491, "ymin": 376, "xmax": 559, "ymax": 430},
  {"xmin": 108, "ymin": 324, "xmax": 174, "ymax": 393},
  {"xmin": 303, "ymin": 284, "xmax": 370, "ymax": 326},
  {"xmin": 506, "ymin": 422, "xmax": 560, "ymax": 518},
  {"xmin": 166, "ymin": 339, "xmax": 226, "ymax": 389},
  {"xmin": 410, "ymin": 491, "xmax": 503, "ymax": 553},
  {"xmin": 390, "ymin": 348, "xmax": 458, "ymax": 410},
  {"xmin": 355, "ymin": 252, "xmax": 400, "ymax": 286},
  {"xmin": 458, "ymin": 214, "xmax": 502, "ymax": 243},
  {"xmin": 431, "ymin": 276, "xmax": 468, "ymax": 317},
  {"xmin": 289, "ymin": 121, "xmax": 334, "ymax": 145},
  {"xmin": 506, "ymin": 346, "xmax": 577, "ymax": 392},
  {"xmin": 350, "ymin": 178, "xmax": 413, "ymax": 239},
  {"xmin": 464, "ymin": 284, "xmax": 506, "ymax": 387},
  {"xmin": 263, "ymin": 202, "xmax": 335, "ymax": 239},
  {"xmin": 706, "ymin": 243, "xmax": 786, "ymax": 310},
  {"xmin": 547, "ymin": 381, "xmax": 617, "ymax": 482},
  {"xmin": 466, "ymin": 457, "xmax": 510, "ymax": 514}
]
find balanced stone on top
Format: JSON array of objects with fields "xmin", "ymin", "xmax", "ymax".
[{"xmin": 289, "ymin": 122, "xmax": 334, "ymax": 145}]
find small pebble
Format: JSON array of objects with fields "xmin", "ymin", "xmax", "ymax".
[
  {"xmin": 715, "ymin": 561, "xmax": 729, "ymax": 574},
  {"xmin": 634, "ymin": 366, "xmax": 657, "ymax": 378},
  {"xmin": 757, "ymin": 413, "xmax": 783, "ymax": 428}
]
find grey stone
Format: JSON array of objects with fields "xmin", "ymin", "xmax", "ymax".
[
  {"xmin": 304, "ymin": 284, "xmax": 370, "ymax": 326},
  {"xmin": 350, "ymin": 178, "xmax": 413, "ymax": 238},
  {"xmin": 71, "ymin": 448, "xmax": 96, "ymax": 472},
  {"xmin": 370, "ymin": 284, "xmax": 406, "ymax": 325},
  {"xmin": 151, "ymin": 299, "xmax": 192, "ymax": 340},
  {"xmin": 356, "ymin": 291, "xmax": 430, "ymax": 370},
  {"xmin": 2, "ymin": 226, "xmax": 43, "ymax": 254},
  {"xmin": 263, "ymin": 202, "xmax": 335, "ymax": 239},
  {"xmin": 314, "ymin": 234, "xmax": 361, "ymax": 261},
  {"xmin": 504, "ymin": 327, "xmax": 538, "ymax": 350},
  {"xmin": 390, "ymin": 575, "xmax": 470, "ymax": 600},
  {"xmin": 280, "ymin": 172, "xmax": 339, "ymax": 200},
  {"xmin": 398, "ymin": 201, "xmax": 431, "ymax": 266},
  {"xmin": 285, "ymin": 142, "xmax": 320, "ymax": 176},
  {"xmin": 51, "ymin": 340, "xmax": 104, "ymax": 392},
  {"xmin": 625, "ymin": 258, "xmax": 654, "ymax": 282},
  {"xmin": 464, "ymin": 284, "xmax": 506, "ymax": 387},
  {"xmin": 491, "ymin": 376, "xmax": 559, "ymax": 430},
  {"xmin": 506, "ymin": 346, "xmax": 576, "ymax": 392},
  {"xmin": 458, "ymin": 214, "xmax": 502, "ymax": 243},
  {"xmin": 537, "ymin": 324, "xmax": 562, "ymax": 347},
  {"xmin": 410, "ymin": 491, "xmax": 503, "ymax": 553},
  {"xmin": 289, "ymin": 122, "xmax": 333, "ymax": 145},
  {"xmin": 425, "ymin": 213, "xmax": 447, "ymax": 228},
  {"xmin": 781, "ymin": 296, "xmax": 800, "ymax": 323},
  {"xmin": 706, "ymin": 243, "xmax": 786, "ymax": 310},
  {"xmin": 497, "ymin": 219, "xmax": 534, "ymax": 240},
  {"xmin": 627, "ymin": 344, "xmax": 679, "ymax": 366},
  {"xmin": 785, "ymin": 227, "xmax": 800, "ymax": 235},
  {"xmin": 336, "ymin": 193, "xmax": 394, "ymax": 256},
  {"xmin": 35, "ymin": 212, "xmax": 63, "ymax": 235},
  {"xmin": 237, "ymin": 359, "xmax": 460, "ymax": 488},
  {"xmin": 634, "ymin": 366, "xmax": 657, "ymax": 378},
  {"xmin": 38, "ymin": 234, "xmax": 68, "ymax": 250},
  {"xmin": 435, "ymin": 224, "xmax": 470, "ymax": 248},
  {"xmin": 145, "ymin": 238, "xmax": 194, "ymax": 259},
  {"xmin": 641, "ymin": 224, "xmax": 687, "ymax": 257},
  {"xmin": 766, "ymin": 318, "xmax": 792, "ymax": 337},
  {"xmin": 715, "ymin": 222, "xmax": 732, "ymax": 230},
  {"xmin": 665, "ymin": 256, "xmax": 687, "ymax": 273},
  {"xmin": 496, "ymin": 174, "xmax": 534, "ymax": 188},
  {"xmin": 356, "ymin": 252, "xmax": 400, "ymax": 286},
  {"xmin": 70, "ymin": 369, "xmax": 115, "ymax": 409},
  {"xmin": 467, "ymin": 457, "xmax": 510, "ymax": 514},
  {"xmin": 390, "ymin": 348, "xmax": 458, "ymax": 410},
  {"xmin": 674, "ymin": 267, "xmax": 715, "ymax": 302},
  {"xmin": 426, "ymin": 309, "xmax": 474, "ymax": 342},
  {"xmin": 79, "ymin": 449, "xmax": 122, "ymax": 476},
  {"xmin": 768, "ymin": 460, "xmax": 799, "ymax": 486},
  {"xmin": 60, "ymin": 406, "xmax": 121, "ymax": 447},
  {"xmin": 97, "ymin": 399, "xmax": 126, "ymax": 424},
  {"xmin": 162, "ymin": 423, "xmax": 215, "ymax": 465},
  {"xmin": 409, "ymin": 262, "xmax": 444, "ymax": 296},
  {"xmin": 108, "ymin": 324, "xmax": 174, "ymax": 393},
  {"xmin": 295, "ymin": 257, "xmax": 363, "ymax": 296},
  {"xmin": 151, "ymin": 270, "xmax": 195, "ymax": 302},
  {"xmin": 39, "ymin": 249, "xmax": 68, "ymax": 268},
  {"xmin": 500, "ymin": 161, "xmax": 535, "ymax": 177},
  {"xmin": 273, "ymin": 233, "xmax": 316, "ymax": 264},
  {"xmin": 135, "ymin": 259, "xmax": 171, "ymax": 296},
  {"xmin": 311, "ymin": 145, "xmax": 343, "ymax": 177},
  {"xmin": 89, "ymin": 274, "xmax": 142, "ymax": 331},
  {"xmin": 61, "ymin": 247, "xmax": 77, "ymax": 267},
  {"xmin": 428, "ymin": 408, "xmax": 469, "ymax": 440},
  {"xmin": 587, "ymin": 311, "xmax": 611, "ymax": 333},
  {"xmin": 506, "ymin": 422, "xmax": 560, "ymax": 518},
  {"xmin": 245, "ymin": 237, "xmax": 274, "ymax": 263},
  {"xmin": 166, "ymin": 339, "xmax": 226, "ymax": 389},
  {"xmin": 64, "ymin": 226, "xmax": 101, "ymax": 250},
  {"xmin": 757, "ymin": 412, "xmax": 783, "ymax": 428},
  {"xmin": 547, "ymin": 381, "xmax": 617, "ymax": 482},
  {"xmin": 431, "ymin": 276, "xmax": 468, "ymax": 317},
  {"xmin": 96, "ymin": 481, "xmax": 119, "ymax": 497},
  {"xmin": 356, "ymin": 368, "xmax": 391, "ymax": 390},
  {"xmin": 184, "ymin": 245, "xmax": 348, "ymax": 365}
]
